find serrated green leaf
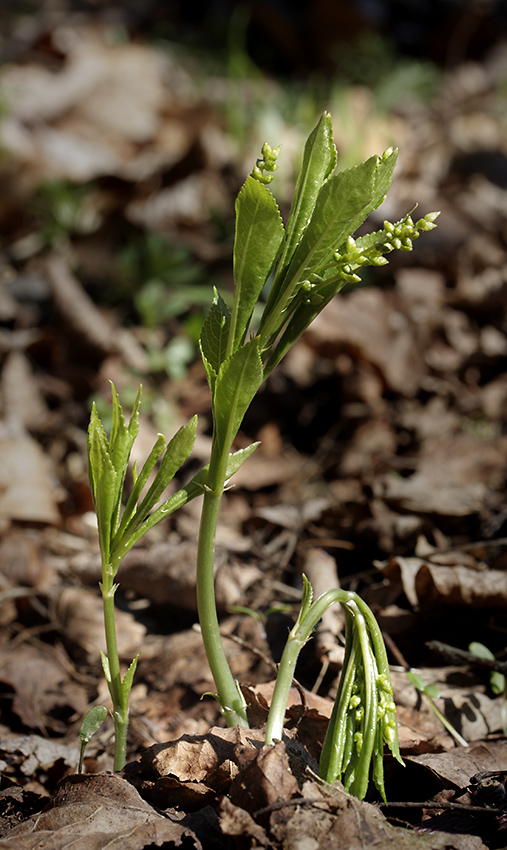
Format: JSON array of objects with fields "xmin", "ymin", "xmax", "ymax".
[
  {"xmin": 88, "ymin": 386, "xmax": 143, "ymax": 557},
  {"xmin": 200, "ymin": 349, "xmax": 217, "ymax": 397},
  {"xmin": 114, "ymin": 465, "xmax": 210, "ymax": 558},
  {"xmin": 87, "ymin": 402, "xmax": 106, "ymax": 502},
  {"xmin": 213, "ymin": 337, "xmax": 264, "ymax": 461},
  {"xmin": 109, "ymin": 383, "xmax": 141, "ymax": 473},
  {"xmin": 115, "ymin": 433, "xmax": 166, "ymax": 540},
  {"xmin": 200, "ymin": 289, "xmax": 231, "ymax": 381},
  {"xmin": 112, "ymin": 416, "xmax": 198, "ymax": 559},
  {"xmin": 87, "ymin": 413, "xmax": 119, "ymax": 565},
  {"xmin": 225, "ymin": 442, "xmax": 260, "ymax": 479},
  {"xmin": 276, "ymin": 112, "xmax": 337, "ymax": 283},
  {"xmin": 133, "ymin": 415, "xmax": 197, "ymax": 521},
  {"xmin": 101, "ymin": 651, "xmax": 112, "ymax": 685},
  {"xmin": 80, "ymin": 705, "xmax": 108, "ymax": 745},
  {"xmin": 231, "ymin": 176, "xmax": 284, "ymax": 353},
  {"xmin": 121, "ymin": 653, "xmax": 140, "ymax": 703},
  {"xmin": 283, "ymin": 149, "xmax": 397, "ymax": 286}
]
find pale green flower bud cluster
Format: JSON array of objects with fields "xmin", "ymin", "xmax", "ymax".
[
  {"xmin": 377, "ymin": 673, "xmax": 398, "ymax": 746},
  {"xmin": 251, "ymin": 142, "xmax": 281, "ymax": 184},
  {"xmin": 300, "ymin": 275, "xmax": 326, "ymax": 304},
  {"xmin": 332, "ymin": 210, "xmax": 440, "ymax": 285},
  {"xmin": 347, "ymin": 688, "xmax": 366, "ymax": 756}
]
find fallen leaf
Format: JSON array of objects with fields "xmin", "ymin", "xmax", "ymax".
[
  {"xmin": 383, "ymin": 557, "xmax": 507, "ymax": 609},
  {"xmin": 0, "ymin": 734, "xmax": 79, "ymax": 787},
  {"xmin": 0, "ymin": 773, "xmax": 201, "ymax": 849},
  {"xmin": 269, "ymin": 779, "xmax": 486, "ymax": 850},
  {"xmin": 57, "ymin": 586, "xmax": 146, "ymax": 664},
  {"xmin": 0, "ymin": 643, "xmax": 89, "ymax": 734},
  {"xmin": 229, "ymin": 740, "xmax": 300, "ymax": 815},
  {"xmin": 0, "ymin": 423, "xmax": 60, "ymax": 524}
]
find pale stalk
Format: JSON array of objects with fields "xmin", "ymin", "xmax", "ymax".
[
  {"xmin": 265, "ymin": 588, "xmax": 355, "ymax": 744},
  {"xmin": 195, "ymin": 435, "xmax": 249, "ymax": 727},
  {"xmin": 101, "ymin": 567, "xmax": 129, "ymax": 771}
]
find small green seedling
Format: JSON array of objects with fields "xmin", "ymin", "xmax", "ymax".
[
  {"xmin": 78, "ymin": 705, "xmax": 108, "ymax": 774},
  {"xmin": 406, "ymin": 670, "xmax": 468, "ymax": 748},
  {"xmin": 469, "ymin": 642, "xmax": 507, "ymax": 735},
  {"xmin": 87, "ymin": 385, "xmax": 259, "ymax": 770},
  {"xmin": 88, "ymin": 113, "xmax": 438, "ymax": 797},
  {"xmin": 228, "ymin": 603, "xmax": 292, "ymax": 639},
  {"xmin": 269, "ymin": 577, "xmax": 400, "ymax": 801}
]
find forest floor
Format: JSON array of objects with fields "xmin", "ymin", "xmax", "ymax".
[{"xmin": 0, "ymin": 9, "xmax": 507, "ymax": 850}]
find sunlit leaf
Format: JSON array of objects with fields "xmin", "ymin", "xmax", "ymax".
[{"xmin": 231, "ymin": 176, "xmax": 284, "ymax": 351}]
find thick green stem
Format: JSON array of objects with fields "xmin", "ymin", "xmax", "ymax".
[
  {"xmin": 264, "ymin": 629, "xmax": 304, "ymax": 744},
  {"xmin": 195, "ymin": 440, "xmax": 249, "ymax": 727},
  {"xmin": 101, "ymin": 570, "xmax": 129, "ymax": 770}
]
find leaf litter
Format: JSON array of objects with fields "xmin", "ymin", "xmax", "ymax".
[{"xmin": 0, "ymin": 9, "xmax": 506, "ymax": 849}]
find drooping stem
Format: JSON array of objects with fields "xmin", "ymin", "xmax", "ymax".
[
  {"xmin": 318, "ymin": 611, "xmax": 360, "ymax": 783},
  {"xmin": 195, "ymin": 436, "xmax": 249, "ymax": 727},
  {"xmin": 265, "ymin": 587, "xmax": 355, "ymax": 744}
]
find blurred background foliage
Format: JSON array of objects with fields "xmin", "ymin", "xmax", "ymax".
[{"xmin": 1, "ymin": 0, "xmax": 507, "ymax": 386}]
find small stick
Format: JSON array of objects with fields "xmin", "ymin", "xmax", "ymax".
[{"xmin": 428, "ymin": 640, "xmax": 507, "ymax": 675}]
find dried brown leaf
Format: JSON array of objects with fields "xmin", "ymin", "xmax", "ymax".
[
  {"xmin": 0, "ymin": 643, "xmax": 89, "ymax": 734},
  {"xmin": 0, "ymin": 424, "xmax": 60, "ymax": 524},
  {"xmin": 229, "ymin": 740, "xmax": 300, "ymax": 815},
  {"xmin": 0, "ymin": 774, "xmax": 200, "ymax": 849},
  {"xmin": 408, "ymin": 740, "xmax": 507, "ymax": 792},
  {"xmin": 305, "ymin": 288, "xmax": 426, "ymax": 397},
  {"xmin": 269, "ymin": 780, "xmax": 486, "ymax": 850},
  {"xmin": 0, "ymin": 735, "xmax": 79, "ymax": 782},
  {"xmin": 383, "ymin": 556, "xmax": 507, "ymax": 609},
  {"xmin": 0, "ymin": 351, "xmax": 50, "ymax": 431},
  {"xmin": 123, "ymin": 726, "xmax": 264, "ymax": 810},
  {"xmin": 57, "ymin": 587, "xmax": 146, "ymax": 664}
]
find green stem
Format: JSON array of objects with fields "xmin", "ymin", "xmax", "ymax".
[
  {"xmin": 258, "ymin": 270, "xmax": 300, "ymax": 350},
  {"xmin": 319, "ymin": 611, "xmax": 359, "ymax": 783},
  {"xmin": 265, "ymin": 588, "xmax": 355, "ymax": 744},
  {"xmin": 425, "ymin": 695, "xmax": 468, "ymax": 748},
  {"xmin": 264, "ymin": 627, "xmax": 303, "ymax": 745},
  {"xmin": 195, "ymin": 438, "xmax": 249, "ymax": 727},
  {"xmin": 101, "ymin": 569, "xmax": 129, "ymax": 771}
]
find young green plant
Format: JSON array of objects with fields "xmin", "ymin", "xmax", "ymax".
[
  {"xmin": 88, "ymin": 112, "xmax": 438, "ymax": 796},
  {"xmin": 196, "ymin": 112, "xmax": 438, "ymax": 741},
  {"xmin": 87, "ymin": 384, "xmax": 255, "ymax": 769},
  {"xmin": 406, "ymin": 671, "xmax": 468, "ymax": 748},
  {"xmin": 265, "ymin": 577, "xmax": 401, "ymax": 800},
  {"xmin": 469, "ymin": 642, "xmax": 507, "ymax": 735}
]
